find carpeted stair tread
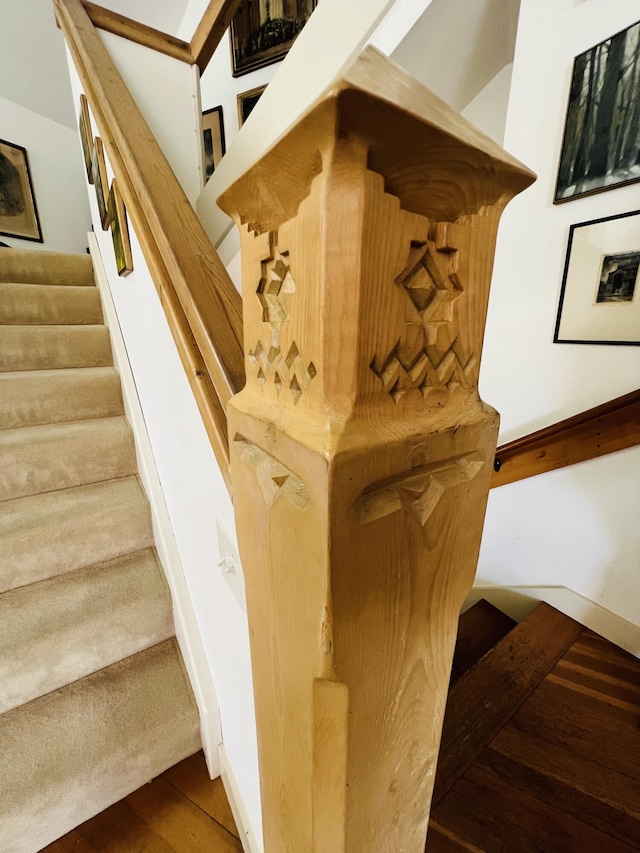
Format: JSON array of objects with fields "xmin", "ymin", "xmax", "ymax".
[
  {"xmin": 0, "ymin": 248, "xmax": 94, "ymax": 286},
  {"xmin": 0, "ymin": 325, "xmax": 112, "ymax": 371},
  {"xmin": 0, "ymin": 367, "xmax": 123, "ymax": 429},
  {"xmin": 0, "ymin": 638, "xmax": 201, "ymax": 853},
  {"xmin": 0, "ymin": 475, "xmax": 154, "ymax": 593},
  {"xmin": 0, "ymin": 548, "xmax": 174, "ymax": 715},
  {"xmin": 0, "ymin": 416, "xmax": 137, "ymax": 502},
  {"xmin": 0, "ymin": 282, "xmax": 103, "ymax": 325}
]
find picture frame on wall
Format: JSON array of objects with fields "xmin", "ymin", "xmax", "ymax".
[
  {"xmin": 91, "ymin": 137, "xmax": 111, "ymax": 230},
  {"xmin": 229, "ymin": 0, "xmax": 317, "ymax": 77},
  {"xmin": 107, "ymin": 178, "xmax": 133, "ymax": 277},
  {"xmin": 0, "ymin": 139, "xmax": 43, "ymax": 243},
  {"xmin": 554, "ymin": 209, "xmax": 640, "ymax": 346},
  {"xmin": 237, "ymin": 85, "xmax": 267, "ymax": 127},
  {"xmin": 554, "ymin": 19, "xmax": 640, "ymax": 203},
  {"xmin": 202, "ymin": 105, "xmax": 226, "ymax": 183},
  {"xmin": 79, "ymin": 94, "xmax": 94, "ymax": 185}
]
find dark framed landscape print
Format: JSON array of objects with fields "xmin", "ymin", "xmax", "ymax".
[
  {"xmin": 91, "ymin": 137, "xmax": 111, "ymax": 230},
  {"xmin": 0, "ymin": 139, "xmax": 43, "ymax": 243},
  {"xmin": 555, "ymin": 19, "xmax": 640, "ymax": 203},
  {"xmin": 230, "ymin": 0, "xmax": 317, "ymax": 77},
  {"xmin": 107, "ymin": 179, "xmax": 133, "ymax": 277},
  {"xmin": 554, "ymin": 209, "xmax": 640, "ymax": 345},
  {"xmin": 202, "ymin": 105, "xmax": 226, "ymax": 183},
  {"xmin": 237, "ymin": 85, "xmax": 267, "ymax": 127}
]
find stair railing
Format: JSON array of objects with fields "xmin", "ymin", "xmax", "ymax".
[
  {"xmin": 492, "ymin": 389, "xmax": 640, "ymax": 487},
  {"xmin": 57, "ymin": 0, "xmax": 539, "ymax": 846},
  {"xmin": 54, "ymin": 0, "xmax": 244, "ymax": 490}
]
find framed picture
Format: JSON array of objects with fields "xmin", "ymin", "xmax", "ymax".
[
  {"xmin": 554, "ymin": 209, "xmax": 640, "ymax": 345},
  {"xmin": 0, "ymin": 139, "xmax": 43, "ymax": 243},
  {"xmin": 230, "ymin": 0, "xmax": 317, "ymax": 77},
  {"xmin": 79, "ymin": 94, "xmax": 94, "ymax": 185},
  {"xmin": 555, "ymin": 19, "xmax": 640, "ymax": 203},
  {"xmin": 91, "ymin": 137, "xmax": 111, "ymax": 230},
  {"xmin": 237, "ymin": 85, "xmax": 267, "ymax": 127},
  {"xmin": 107, "ymin": 178, "xmax": 133, "ymax": 277},
  {"xmin": 202, "ymin": 106, "xmax": 226, "ymax": 183}
]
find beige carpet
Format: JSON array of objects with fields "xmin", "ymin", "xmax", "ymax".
[{"xmin": 0, "ymin": 248, "xmax": 201, "ymax": 853}]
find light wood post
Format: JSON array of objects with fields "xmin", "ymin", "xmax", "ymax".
[{"xmin": 219, "ymin": 48, "xmax": 535, "ymax": 853}]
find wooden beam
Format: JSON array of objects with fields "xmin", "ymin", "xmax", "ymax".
[
  {"xmin": 80, "ymin": 1, "xmax": 193, "ymax": 64},
  {"xmin": 55, "ymin": 0, "xmax": 245, "ymax": 411},
  {"xmin": 492, "ymin": 390, "xmax": 640, "ymax": 488},
  {"xmin": 190, "ymin": 0, "xmax": 243, "ymax": 74}
]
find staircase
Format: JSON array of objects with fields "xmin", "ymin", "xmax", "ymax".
[
  {"xmin": 428, "ymin": 600, "xmax": 640, "ymax": 851},
  {"xmin": 0, "ymin": 248, "xmax": 201, "ymax": 853}
]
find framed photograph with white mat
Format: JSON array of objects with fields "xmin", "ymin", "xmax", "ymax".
[{"xmin": 554, "ymin": 209, "xmax": 640, "ymax": 346}]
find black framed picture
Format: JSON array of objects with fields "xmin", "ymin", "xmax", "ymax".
[
  {"xmin": 555, "ymin": 19, "xmax": 640, "ymax": 203},
  {"xmin": 230, "ymin": 0, "xmax": 317, "ymax": 77},
  {"xmin": 0, "ymin": 139, "xmax": 43, "ymax": 243},
  {"xmin": 202, "ymin": 106, "xmax": 226, "ymax": 183},
  {"xmin": 554, "ymin": 209, "xmax": 640, "ymax": 345}
]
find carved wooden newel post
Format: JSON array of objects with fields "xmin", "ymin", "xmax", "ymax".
[{"xmin": 219, "ymin": 48, "xmax": 534, "ymax": 853}]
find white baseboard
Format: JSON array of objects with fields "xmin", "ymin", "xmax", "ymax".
[
  {"xmin": 465, "ymin": 584, "xmax": 640, "ymax": 658},
  {"xmin": 89, "ymin": 234, "xmax": 223, "ymax": 775},
  {"xmin": 219, "ymin": 745, "xmax": 262, "ymax": 853}
]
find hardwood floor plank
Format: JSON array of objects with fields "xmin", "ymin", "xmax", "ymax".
[
  {"xmin": 509, "ymin": 678, "xmax": 640, "ymax": 781},
  {"xmin": 126, "ymin": 777, "xmax": 242, "ymax": 852},
  {"xmin": 450, "ymin": 600, "xmax": 516, "ymax": 684},
  {"xmin": 432, "ymin": 603, "xmax": 583, "ymax": 804},
  {"xmin": 432, "ymin": 763, "xmax": 637, "ymax": 853},
  {"xmin": 485, "ymin": 732, "xmax": 640, "ymax": 847},
  {"xmin": 427, "ymin": 820, "xmax": 485, "ymax": 852},
  {"xmin": 162, "ymin": 752, "xmax": 239, "ymax": 839},
  {"xmin": 72, "ymin": 799, "xmax": 177, "ymax": 852}
]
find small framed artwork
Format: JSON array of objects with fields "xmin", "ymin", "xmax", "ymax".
[
  {"xmin": 107, "ymin": 179, "xmax": 133, "ymax": 277},
  {"xmin": 202, "ymin": 105, "xmax": 226, "ymax": 183},
  {"xmin": 555, "ymin": 19, "xmax": 640, "ymax": 203},
  {"xmin": 554, "ymin": 209, "xmax": 640, "ymax": 345},
  {"xmin": 79, "ymin": 94, "xmax": 94, "ymax": 184},
  {"xmin": 91, "ymin": 137, "xmax": 111, "ymax": 230},
  {"xmin": 0, "ymin": 139, "xmax": 43, "ymax": 243},
  {"xmin": 237, "ymin": 85, "xmax": 267, "ymax": 128},
  {"xmin": 230, "ymin": 0, "xmax": 317, "ymax": 77}
]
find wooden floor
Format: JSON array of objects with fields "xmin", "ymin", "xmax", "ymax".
[{"xmin": 42, "ymin": 751, "xmax": 243, "ymax": 852}]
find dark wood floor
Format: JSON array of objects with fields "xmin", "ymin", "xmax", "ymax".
[
  {"xmin": 43, "ymin": 751, "xmax": 242, "ymax": 852},
  {"xmin": 428, "ymin": 616, "xmax": 640, "ymax": 852}
]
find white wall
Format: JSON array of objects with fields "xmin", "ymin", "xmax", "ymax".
[
  {"xmin": 0, "ymin": 95, "xmax": 90, "ymax": 252},
  {"xmin": 476, "ymin": 0, "xmax": 640, "ymax": 628},
  {"xmin": 65, "ymin": 38, "xmax": 263, "ymax": 844}
]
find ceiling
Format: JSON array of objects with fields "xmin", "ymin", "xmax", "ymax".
[{"xmin": 0, "ymin": 0, "xmax": 191, "ymax": 129}]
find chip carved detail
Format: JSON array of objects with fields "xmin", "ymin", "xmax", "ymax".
[
  {"xmin": 251, "ymin": 236, "xmax": 316, "ymax": 404},
  {"xmin": 353, "ymin": 453, "xmax": 484, "ymax": 526},
  {"xmin": 371, "ymin": 228, "xmax": 476, "ymax": 402},
  {"xmin": 234, "ymin": 435, "xmax": 310, "ymax": 510}
]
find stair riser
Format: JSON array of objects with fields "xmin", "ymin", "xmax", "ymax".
[
  {"xmin": 0, "ymin": 477, "xmax": 154, "ymax": 593},
  {"xmin": 0, "ymin": 326, "xmax": 112, "ymax": 371},
  {"xmin": 0, "ymin": 418, "xmax": 137, "ymax": 502},
  {"xmin": 0, "ymin": 368, "xmax": 123, "ymax": 430},
  {"xmin": 0, "ymin": 550, "xmax": 174, "ymax": 714},
  {"xmin": 0, "ymin": 249, "xmax": 94, "ymax": 286},
  {"xmin": 0, "ymin": 640, "xmax": 200, "ymax": 853},
  {"xmin": 0, "ymin": 283, "xmax": 103, "ymax": 325}
]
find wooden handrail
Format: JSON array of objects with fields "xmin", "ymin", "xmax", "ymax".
[
  {"xmin": 190, "ymin": 0, "xmax": 243, "ymax": 74},
  {"xmin": 491, "ymin": 389, "xmax": 640, "ymax": 488},
  {"xmin": 80, "ymin": 1, "xmax": 193, "ymax": 63},
  {"xmin": 55, "ymin": 0, "xmax": 246, "ymax": 489}
]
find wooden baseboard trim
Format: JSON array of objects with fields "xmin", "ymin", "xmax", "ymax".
[{"xmin": 464, "ymin": 584, "xmax": 640, "ymax": 659}]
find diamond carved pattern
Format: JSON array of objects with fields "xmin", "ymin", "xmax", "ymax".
[
  {"xmin": 251, "ymin": 238, "xmax": 316, "ymax": 405},
  {"xmin": 371, "ymin": 233, "xmax": 475, "ymax": 402}
]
